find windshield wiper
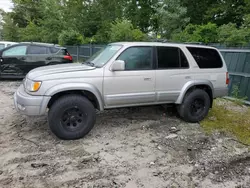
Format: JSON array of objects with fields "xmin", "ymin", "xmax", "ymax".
[{"xmin": 82, "ymin": 61, "xmax": 95, "ymax": 67}]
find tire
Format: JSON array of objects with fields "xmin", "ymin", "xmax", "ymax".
[
  {"xmin": 177, "ymin": 89, "xmax": 210, "ymax": 123},
  {"xmin": 48, "ymin": 94, "xmax": 96, "ymax": 140}
]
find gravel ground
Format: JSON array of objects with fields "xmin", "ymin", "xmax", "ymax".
[{"xmin": 0, "ymin": 81, "xmax": 249, "ymax": 188}]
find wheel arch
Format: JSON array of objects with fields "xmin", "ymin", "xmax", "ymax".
[
  {"xmin": 46, "ymin": 83, "xmax": 104, "ymax": 111},
  {"xmin": 176, "ymin": 80, "xmax": 214, "ymax": 107}
]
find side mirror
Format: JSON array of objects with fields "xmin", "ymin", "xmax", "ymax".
[{"xmin": 111, "ymin": 60, "xmax": 125, "ymax": 71}]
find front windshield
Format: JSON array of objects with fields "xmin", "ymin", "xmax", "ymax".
[{"xmin": 85, "ymin": 45, "xmax": 122, "ymax": 67}]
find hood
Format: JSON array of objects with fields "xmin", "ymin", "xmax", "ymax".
[{"xmin": 27, "ymin": 63, "xmax": 95, "ymax": 80}]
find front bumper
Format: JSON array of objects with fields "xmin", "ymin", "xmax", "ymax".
[{"xmin": 14, "ymin": 84, "xmax": 51, "ymax": 116}]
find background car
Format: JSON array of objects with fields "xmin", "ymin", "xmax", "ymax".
[
  {"xmin": 0, "ymin": 41, "xmax": 18, "ymax": 50},
  {"xmin": 0, "ymin": 42, "xmax": 73, "ymax": 78}
]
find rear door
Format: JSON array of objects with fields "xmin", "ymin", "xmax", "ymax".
[
  {"xmin": 25, "ymin": 45, "xmax": 51, "ymax": 73},
  {"xmin": 0, "ymin": 45, "xmax": 28, "ymax": 78},
  {"xmin": 155, "ymin": 46, "xmax": 190, "ymax": 103}
]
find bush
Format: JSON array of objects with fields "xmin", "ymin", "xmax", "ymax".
[
  {"xmin": 58, "ymin": 30, "xmax": 84, "ymax": 46},
  {"xmin": 171, "ymin": 23, "xmax": 218, "ymax": 44},
  {"xmin": 109, "ymin": 20, "xmax": 147, "ymax": 42}
]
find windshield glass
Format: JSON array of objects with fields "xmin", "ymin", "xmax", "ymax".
[{"xmin": 85, "ymin": 45, "xmax": 122, "ymax": 67}]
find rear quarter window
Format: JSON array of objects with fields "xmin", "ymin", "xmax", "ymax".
[
  {"xmin": 52, "ymin": 48, "xmax": 69, "ymax": 55},
  {"xmin": 187, "ymin": 47, "xmax": 223, "ymax": 69}
]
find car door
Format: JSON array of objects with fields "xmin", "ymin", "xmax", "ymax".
[
  {"xmin": 0, "ymin": 45, "xmax": 28, "ymax": 78},
  {"xmin": 25, "ymin": 45, "xmax": 51, "ymax": 73},
  {"xmin": 103, "ymin": 46, "xmax": 156, "ymax": 107},
  {"xmin": 155, "ymin": 46, "xmax": 190, "ymax": 103}
]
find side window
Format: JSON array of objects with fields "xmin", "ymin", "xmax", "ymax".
[
  {"xmin": 50, "ymin": 47, "xmax": 60, "ymax": 54},
  {"xmin": 27, "ymin": 46, "xmax": 48, "ymax": 55},
  {"xmin": 117, "ymin": 47, "xmax": 152, "ymax": 70},
  {"xmin": 2, "ymin": 46, "xmax": 27, "ymax": 56},
  {"xmin": 0, "ymin": 44, "xmax": 5, "ymax": 50},
  {"xmin": 157, "ymin": 47, "xmax": 189, "ymax": 69},
  {"xmin": 187, "ymin": 47, "xmax": 223, "ymax": 68}
]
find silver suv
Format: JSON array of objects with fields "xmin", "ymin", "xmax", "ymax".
[{"xmin": 14, "ymin": 42, "xmax": 229, "ymax": 140}]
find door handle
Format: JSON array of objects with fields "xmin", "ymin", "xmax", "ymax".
[
  {"xmin": 46, "ymin": 57, "xmax": 52, "ymax": 60},
  {"xmin": 144, "ymin": 77, "xmax": 152, "ymax": 81}
]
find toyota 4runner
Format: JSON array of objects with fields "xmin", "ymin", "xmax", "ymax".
[{"xmin": 14, "ymin": 42, "xmax": 229, "ymax": 140}]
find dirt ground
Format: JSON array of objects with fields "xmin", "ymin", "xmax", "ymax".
[{"xmin": 0, "ymin": 81, "xmax": 250, "ymax": 188}]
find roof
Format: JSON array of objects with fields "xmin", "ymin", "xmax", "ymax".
[
  {"xmin": 19, "ymin": 42, "xmax": 62, "ymax": 47},
  {"xmin": 0, "ymin": 41, "xmax": 18, "ymax": 44},
  {"xmin": 110, "ymin": 42, "xmax": 216, "ymax": 49}
]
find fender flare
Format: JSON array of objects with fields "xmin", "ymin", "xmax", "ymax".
[
  {"xmin": 175, "ymin": 80, "xmax": 214, "ymax": 104},
  {"xmin": 45, "ymin": 83, "xmax": 104, "ymax": 111}
]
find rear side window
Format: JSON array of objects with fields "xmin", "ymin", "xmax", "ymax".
[
  {"xmin": 0, "ymin": 44, "xmax": 5, "ymax": 50},
  {"xmin": 57, "ymin": 49, "xmax": 69, "ymax": 55},
  {"xmin": 157, "ymin": 47, "xmax": 189, "ymax": 69},
  {"xmin": 27, "ymin": 45, "xmax": 49, "ymax": 55},
  {"xmin": 50, "ymin": 47, "xmax": 60, "ymax": 54},
  {"xmin": 187, "ymin": 47, "xmax": 223, "ymax": 68}
]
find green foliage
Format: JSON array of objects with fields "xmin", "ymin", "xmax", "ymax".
[
  {"xmin": 19, "ymin": 21, "xmax": 41, "ymax": 42},
  {"xmin": 58, "ymin": 30, "xmax": 84, "ymax": 46},
  {"xmin": 109, "ymin": 20, "xmax": 146, "ymax": 42},
  {"xmin": 231, "ymin": 84, "xmax": 248, "ymax": 105},
  {"xmin": 157, "ymin": 0, "xmax": 190, "ymax": 38},
  {"xmin": 172, "ymin": 23, "xmax": 218, "ymax": 44},
  {"xmin": 1, "ymin": 0, "xmax": 250, "ymax": 45},
  {"xmin": 1, "ymin": 13, "xmax": 20, "ymax": 41},
  {"xmin": 217, "ymin": 23, "xmax": 248, "ymax": 46},
  {"xmin": 201, "ymin": 99, "xmax": 250, "ymax": 145}
]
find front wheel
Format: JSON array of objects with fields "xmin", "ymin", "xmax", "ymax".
[
  {"xmin": 177, "ymin": 89, "xmax": 211, "ymax": 123},
  {"xmin": 48, "ymin": 95, "xmax": 96, "ymax": 140}
]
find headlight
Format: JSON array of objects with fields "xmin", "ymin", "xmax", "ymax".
[{"xmin": 25, "ymin": 79, "xmax": 42, "ymax": 92}]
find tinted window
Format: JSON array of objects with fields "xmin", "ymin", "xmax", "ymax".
[
  {"xmin": 157, "ymin": 47, "xmax": 189, "ymax": 69},
  {"xmin": 50, "ymin": 47, "xmax": 60, "ymax": 54},
  {"xmin": 117, "ymin": 47, "xmax": 152, "ymax": 70},
  {"xmin": 57, "ymin": 49, "xmax": 69, "ymax": 55},
  {"xmin": 27, "ymin": 46, "xmax": 48, "ymax": 55},
  {"xmin": 0, "ymin": 44, "xmax": 5, "ymax": 50},
  {"xmin": 3, "ymin": 46, "xmax": 27, "ymax": 56},
  {"xmin": 187, "ymin": 47, "xmax": 223, "ymax": 68}
]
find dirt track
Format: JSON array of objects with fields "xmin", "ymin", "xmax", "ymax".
[{"xmin": 0, "ymin": 81, "xmax": 249, "ymax": 188}]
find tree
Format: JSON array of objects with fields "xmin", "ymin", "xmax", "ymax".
[
  {"xmin": 181, "ymin": 0, "xmax": 214, "ymax": 25},
  {"xmin": 172, "ymin": 23, "xmax": 218, "ymax": 44},
  {"xmin": 109, "ymin": 20, "xmax": 146, "ymax": 42},
  {"xmin": 157, "ymin": 0, "xmax": 190, "ymax": 38},
  {"xmin": 205, "ymin": 0, "xmax": 247, "ymax": 27},
  {"xmin": 125, "ymin": 0, "xmax": 158, "ymax": 33},
  {"xmin": 1, "ymin": 12, "xmax": 20, "ymax": 41},
  {"xmin": 58, "ymin": 30, "xmax": 84, "ymax": 46}
]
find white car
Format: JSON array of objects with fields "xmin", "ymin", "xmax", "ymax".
[
  {"xmin": 14, "ymin": 42, "xmax": 229, "ymax": 140},
  {"xmin": 0, "ymin": 41, "xmax": 18, "ymax": 50}
]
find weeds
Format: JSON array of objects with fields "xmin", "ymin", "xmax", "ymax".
[{"xmin": 201, "ymin": 99, "xmax": 250, "ymax": 145}]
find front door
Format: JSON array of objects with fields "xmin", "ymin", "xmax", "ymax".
[
  {"xmin": 0, "ymin": 45, "xmax": 28, "ymax": 78},
  {"xmin": 103, "ymin": 46, "xmax": 156, "ymax": 107}
]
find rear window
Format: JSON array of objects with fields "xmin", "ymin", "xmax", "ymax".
[
  {"xmin": 27, "ymin": 45, "xmax": 49, "ymax": 55},
  {"xmin": 187, "ymin": 47, "xmax": 223, "ymax": 68}
]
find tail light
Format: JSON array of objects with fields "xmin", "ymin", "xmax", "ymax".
[
  {"xmin": 64, "ymin": 55, "xmax": 73, "ymax": 61},
  {"xmin": 226, "ymin": 72, "xmax": 229, "ymax": 85}
]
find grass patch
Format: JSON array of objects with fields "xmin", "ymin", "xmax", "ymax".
[{"xmin": 201, "ymin": 99, "xmax": 250, "ymax": 145}]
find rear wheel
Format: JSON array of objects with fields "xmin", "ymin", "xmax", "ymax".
[
  {"xmin": 48, "ymin": 95, "xmax": 96, "ymax": 140},
  {"xmin": 177, "ymin": 89, "xmax": 210, "ymax": 123}
]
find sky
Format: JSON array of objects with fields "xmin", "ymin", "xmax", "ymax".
[{"xmin": 0, "ymin": 0, "xmax": 13, "ymax": 12}]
